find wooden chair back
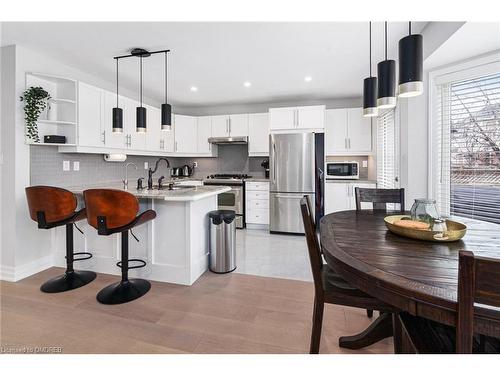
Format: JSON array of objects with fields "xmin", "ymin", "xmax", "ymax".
[
  {"xmin": 83, "ymin": 189, "xmax": 139, "ymax": 230},
  {"xmin": 26, "ymin": 186, "xmax": 77, "ymax": 225},
  {"xmin": 457, "ymin": 250, "xmax": 500, "ymax": 353},
  {"xmin": 300, "ymin": 196, "xmax": 324, "ymax": 297},
  {"xmin": 355, "ymin": 187, "xmax": 405, "ymax": 212}
]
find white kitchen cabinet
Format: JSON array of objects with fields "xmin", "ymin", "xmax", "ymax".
[
  {"xmin": 122, "ymin": 96, "xmax": 146, "ymax": 150},
  {"xmin": 101, "ymin": 90, "xmax": 125, "ymax": 149},
  {"xmin": 347, "ymin": 108, "xmax": 372, "ymax": 153},
  {"xmin": 269, "ymin": 107, "xmax": 295, "ymax": 130},
  {"xmin": 296, "ymin": 106, "xmax": 325, "ymax": 129},
  {"xmin": 269, "ymin": 105, "xmax": 325, "ymax": 131},
  {"xmin": 245, "ymin": 181, "xmax": 270, "ymax": 226},
  {"xmin": 174, "ymin": 114, "xmax": 197, "ymax": 153},
  {"xmin": 145, "ymin": 105, "xmax": 163, "ymax": 152},
  {"xmin": 77, "ymin": 82, "xmax": 102, "ymax": 147},
  {"xmin": 211, "ymin": 115, "xmax": 229, "ymax": 137},
  {"xmin": 248, "ymin": 113, "xmax": 269, "ymax": 156},
  {"xmin": 325, "ymin": 108, "xmax": 372, "ymax": 155},
  {"xmin": 210, "ymin": 114, "xmax": 248, "ymax": 138},
  {"xmin": 228, "ymin": 114, "xmax": 248, "ymax": 137},
  {"xmin": 324, "ymin": 181, "xmax": 376, "ymax": 214},
  {"xmin": 197, "ymin": 116, "xmax": 213, "ymax": 155}
]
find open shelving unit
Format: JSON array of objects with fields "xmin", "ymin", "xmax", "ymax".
[{"xmin": 25, "ymin": 72, "xmax": 78, "ymax": 146}]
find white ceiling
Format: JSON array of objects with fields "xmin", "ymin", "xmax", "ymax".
[
  {"xmin": 2, "ymin": 22, "xmax": 427, "ymax": 106},
  {"xmin": 425, "ymin": 22, "xmax": 500, "ymax": 70}
]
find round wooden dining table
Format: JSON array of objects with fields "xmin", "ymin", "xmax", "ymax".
[{"xmin": 319, "ymin": 210, "xmax": 500, "ymax": 352}]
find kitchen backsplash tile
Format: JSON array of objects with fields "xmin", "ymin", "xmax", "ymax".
[{"xmin": 30, "ymin": 144, "xmax": 268, "ymax": 187}]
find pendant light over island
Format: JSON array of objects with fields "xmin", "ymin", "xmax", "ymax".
[
  {"xmin": 113, "ymin": 47, "xmax": 171, "ymax": 132},
  {"xmin": 377, "ymin": 22, "xmax": 396, "ymax": 109}
]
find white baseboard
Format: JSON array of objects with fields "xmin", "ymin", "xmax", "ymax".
[{"xmin": 0, "ymin": 254, "xmax": 54, "ymax": 282}]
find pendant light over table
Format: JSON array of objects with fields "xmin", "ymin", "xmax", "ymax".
[
  {"xmin": 377, "ymin": 22, "xmax": 396, "ymax": 109},
  {"xmin": 363, "ymin": 21, "xmax": 378, "ymax": 117},
  {"xmin": 398, "ymin": 22, "xmax": 423, "ymax": 97}
]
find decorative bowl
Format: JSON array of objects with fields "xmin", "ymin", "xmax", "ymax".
[{"xmin": 384, "ymin": 215, "xmax": 467, "ymax": 242}]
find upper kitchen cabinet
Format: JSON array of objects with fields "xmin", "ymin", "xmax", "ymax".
[
  {"xmin": 174, "ymin": 114, "xmax": 198, "ymax": 154},
  {"xmin": 325, "ymin": 107, "xmax": 372, "ymax": 155},
  {"xmin": 197, "ymin": 116, "xmax": 216, "ymax": 155},
  {"xmin": 211, "ymin": 114, "xmax": 249, "ymax": 137},
  {"xmin": 269, "ymin": 105, "xmax": 325, "ymax": 131},
  {"xmin": 122, "ymin": 96, "xmax": 146, "ymax": 150},
  {"xmin": 77, "ymin": 82, "xmax": 102, "ymax": 147},
  {"xmin": 145, "ymin": 105, "xmax": 165, "ymax": 152},
  {"xmin": 248, "ymin": 113, "xmax": 269, "ymax": 156}
]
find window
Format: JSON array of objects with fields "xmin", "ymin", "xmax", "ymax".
[
  {"xmin": 434, "ymin": 70, "xmax": 500, "ymax": 224},
  {"xmin": 377, "ymin": 108, "xmax": 399, "ymax": 189}
]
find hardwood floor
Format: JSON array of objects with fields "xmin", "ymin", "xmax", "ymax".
[{"xmin": 0, "ymin": 267, "xmax": 392, "ymax": 354}]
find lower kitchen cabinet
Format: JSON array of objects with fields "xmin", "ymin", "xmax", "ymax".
[
  {"xmin": 324, "ymin": 181, "xmax": 376, "ymax": 214},
  {"xmin": 245, "ymin": 181, "xmax": 270, "ymax": 226}
]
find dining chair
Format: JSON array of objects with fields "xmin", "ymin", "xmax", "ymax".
[
  {"xmin": 300, "ymin": 196, "xmax": 395, "ymax": 353},
  {"xmin": 399, "ymin": 250, "xmax": 500, "ymax": 353},
  {"xmin": 354, "ymin": 187, "xmax": 405, "ymax": 213},
  {"xmin": 354, "ymin": 187, "xmax": 405, "ymax": 317}
]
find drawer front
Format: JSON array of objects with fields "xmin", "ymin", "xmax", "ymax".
[
  {"xmin": 246, "ymin": 208, "xmax": 269, "ymax": 224},
  {"xmin": 246, "ymin": 190, "xmax": 269, "ymax": 201},
  {"xmin": 246, "ymin": 181, "xmax": 269, "ymax": 191},
  {"xmin": 247, "ymin": 199, "xmax": 269, "ymax": 210}
]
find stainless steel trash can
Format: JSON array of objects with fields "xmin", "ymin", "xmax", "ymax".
[{"xmin": 208, "ymin": 210, "xmax": 236, "ymax": 273}]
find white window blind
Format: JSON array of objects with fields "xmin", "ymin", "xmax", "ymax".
[
  {"xmin": 435, "ymin": 72, "xmax": 500, "ymax": 223},
  {"xmin": 377, "ymin": 109, "xmax": 399, "ymax": 189}
]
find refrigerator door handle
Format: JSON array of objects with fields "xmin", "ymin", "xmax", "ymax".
[
  {"xmin": 274, "ymin": 194, "xmax": 304, "ymax": 199},
  {"xmin": 272, "ymin": 141, "xmax": 277, "ymax": 183}
]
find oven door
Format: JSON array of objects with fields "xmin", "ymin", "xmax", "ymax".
[{"xmin": 217, "ymin": 186, "xmax": 243, "ymax": 228}]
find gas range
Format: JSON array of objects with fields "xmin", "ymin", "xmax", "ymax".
[{"xmin": 204, "ymin": 174, "xmax": 252, "ymax": 185}]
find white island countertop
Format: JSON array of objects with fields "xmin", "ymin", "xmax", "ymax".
[{"xmin": 65, "ymin": 182, "xmax": 230, "ymax": 202}]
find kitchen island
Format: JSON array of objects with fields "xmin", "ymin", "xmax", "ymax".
[{"xmin": 54, "ymin": 182, "xmax": 230, "ymax": 285}]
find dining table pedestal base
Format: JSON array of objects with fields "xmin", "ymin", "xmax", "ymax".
[{"xmin": 338, "ymin": 312, "xmax": 394, "ymax": 350}]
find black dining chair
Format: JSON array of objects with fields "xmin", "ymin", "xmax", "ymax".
[
  {"xmin": 355, "ymin": 187, "xmax": 405, "ymax": 318},
  {"xmin": 300, "ymin": 196, "xmax": 396, "ymax": 353},
  {"xmin": 398, "ymin": 250, "xmax": 500, "ymax": 353}
]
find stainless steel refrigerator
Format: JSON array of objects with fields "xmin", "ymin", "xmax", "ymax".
[{"xmin": 269, "ymin": 133, "xmax": 324, "ymax": 234}]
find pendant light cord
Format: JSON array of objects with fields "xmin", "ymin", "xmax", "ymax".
[
  {"xmin": 140, "ymin": 55, "xmax": 143, "ymax": 107},
  {"xmin": 369, "ymin": 21, "xmax": 372, "ymax": 77},
  {"xmin": 165, "ymin": 52, "xmax": 168, "ymax": 103},
  {"xmin": 116, "ymin": 59, "xmax": 119, "ymax": 107},
  {"xmin": 385, "ymin": 21, "xmax": 388, "ymax": 60}
]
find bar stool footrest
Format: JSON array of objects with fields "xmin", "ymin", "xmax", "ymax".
[
  {"xmin": 68, "ymin": 252, "xmax": 93, "ymax": 262},
  {"xmin": 116, "ymin": 259, "xmax": 147, "ymax": 270}
]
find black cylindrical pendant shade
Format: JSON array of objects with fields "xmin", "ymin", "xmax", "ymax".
[
  {"xmin": 136, "ymin": 106, "xmax": 146, "ymax": 133},
  {"xmin": 112, "ymin": 107, "xmax": 123, "ymax": 133},
  {"xmin": 377, "ymin": 59, "xmax": 396, "ymax": 109},
  {"xmin": 161, "ymin": 103, "xmax": 172, "ymax": 131},
  {"xmin": 398, "ymin": 33, "xmax": 423, "ymax": 97},
  {"xmin": 363, "ymin": 77, "xmax": 378, "ymax": 117}
]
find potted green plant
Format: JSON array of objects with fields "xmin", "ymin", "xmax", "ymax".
[{"xmin": 20, "ymin": 86, "xmax": 51, "ymax": 143}]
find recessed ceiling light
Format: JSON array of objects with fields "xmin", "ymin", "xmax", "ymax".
[
  {"xmin": 190, "ymin": 86, "xmax": 198, "ymax": 92},
  {"xmin": 304, "ymin": 76, "xmax": 312, "ymax": 82},
  {"xmin": 243, "ymin": 81, "xmax": 252, "ymax": 88}
]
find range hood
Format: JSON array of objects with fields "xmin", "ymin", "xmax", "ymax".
[{"xmin": 208, "ymin": 136, "xmax": 248, "ymax": 145}]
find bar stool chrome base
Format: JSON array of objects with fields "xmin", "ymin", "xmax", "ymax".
[
  {"xmin": 40, "ymin": 270, "xmax": 97, "ymax": 293},
  {"xmin": 96, "ymin": 279, "xmax": 151, "ymax": 305}
]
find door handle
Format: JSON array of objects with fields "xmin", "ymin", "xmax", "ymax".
[
  {"xmin": 272, "ymin": 142, "xmax": 277, "ymax": 183},
  {"xmin": 295, "ymin": 109, "xmax": 299, "ymax": 128},
  {"xmin": 101, "ymin": 130, "xmax": 106, "ymax": 144},
  {"xmin": 345, "ymin": 138, "xmax": 347, "ymax": 149},
  {"xmin": 275, "ymin": 194, "xmax": 303, "ymax": 199},
  {"xmin": 229, "ymin": 118, "xmax": 231, "ymax": 135},
  {"xmin": 348, "ymin": 138, "xmax": 351, "ymax": 149}
]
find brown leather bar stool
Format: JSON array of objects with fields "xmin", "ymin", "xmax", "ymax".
[
  {"xmin": 25, "ymin": 186, "xmax": 96, "ymax": 293},
  {"xmin": 83, "ymin": 189, "xmax": 156, "ymax": 305}
]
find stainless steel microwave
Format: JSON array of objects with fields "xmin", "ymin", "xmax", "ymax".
[{"xmin": 325, "ymin": 162, "xmax": 359, "ymax": 179}]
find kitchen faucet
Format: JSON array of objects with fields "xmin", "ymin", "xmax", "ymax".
[
  {"xmin": 148, "ymin": 157, "xmax": 171, "ymax": 189},
  {"xmin": 123, "ymin": 162, "xmax": 138, "ymax": 189}
]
